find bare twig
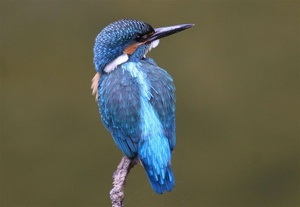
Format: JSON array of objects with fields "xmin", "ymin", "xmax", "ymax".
[{"xmin": 110, "ymin": 156, "xmax": 135, "ymax": 207}]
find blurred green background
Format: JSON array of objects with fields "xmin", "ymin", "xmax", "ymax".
[{"xmin": 1, "ymin": 1, "xmax": 299, "ymax": 207}]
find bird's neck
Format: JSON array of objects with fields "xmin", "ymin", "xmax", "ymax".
[
  {"xmin": 128, "ymin": 44, "xmax": 148, "ymax": 62},
  {"xmin": 102, "ymin": 40, "xmax": 159, "ymax": 74}
]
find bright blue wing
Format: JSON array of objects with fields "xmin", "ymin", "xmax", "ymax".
[{"xmin": 98, "ymin": 69, "xmax": 141, "ymax": 158}]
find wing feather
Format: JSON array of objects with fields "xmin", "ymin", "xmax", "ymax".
[{"xmin": 99, "ymin": 70, "xmax": 141, "ymax": 158}]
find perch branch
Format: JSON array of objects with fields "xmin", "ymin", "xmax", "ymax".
[{"xmin": 110, "ymin": 156, "xmax": 135, "ymax": 207}]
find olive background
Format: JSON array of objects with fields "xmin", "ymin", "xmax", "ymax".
[{"xmin": 1, "ymin": 1, "xmax": 299, "ymax": 207}]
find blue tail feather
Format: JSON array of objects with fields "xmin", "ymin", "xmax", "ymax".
[{"xmin": 144, "ymin": 164, "xmax": 175, "ymax": 194}]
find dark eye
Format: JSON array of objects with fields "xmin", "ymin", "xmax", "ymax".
[
  {"xmin": 136, "ymin": 33, "xmax": 149, "ymax": 42},
  {"xmin": 135, "ymin": 34, "xmax": 141, "ymax": 39}
]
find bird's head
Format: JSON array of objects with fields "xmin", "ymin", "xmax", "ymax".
[{"xmin": 93, "ymin": 19, "xmax": 194, "ymax": 74}]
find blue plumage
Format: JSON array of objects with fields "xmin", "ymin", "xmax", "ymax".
[{"xmin": 93, "ymin": 19, "xmax": 193, "ymax": 194}]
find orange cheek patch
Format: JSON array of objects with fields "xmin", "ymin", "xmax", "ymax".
[
  {"xmin": 91, "ymin": 72, "xmax": 100, "ymax": 101},
  {"xmin": 124, "ymin": 42, "xmax": 142, "ymax": 55}
]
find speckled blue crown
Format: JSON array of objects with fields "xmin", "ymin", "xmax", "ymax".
[{"xmin": 94, "ymin": 19, "xmax": 154, "ymax": 73}]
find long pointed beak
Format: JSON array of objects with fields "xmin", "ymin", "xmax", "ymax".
[{"xmin": 147, "ymin": 23, "xmax": 194, "ymax": 42}]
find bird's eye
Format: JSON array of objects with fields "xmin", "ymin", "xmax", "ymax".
[
  {"xmin": 136, "ymin": 34, "xmax": 141, "ymax": 40},
  {"xmin": 136, "ymin": 33, "xmax": 149, "ymax": 42}
]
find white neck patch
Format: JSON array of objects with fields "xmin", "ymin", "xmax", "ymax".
[
  {"xmin": 144, "ymin": 39, "xmax": 160, "ymax": 58},
  {"xmin": 150, "ymin": 39, "xmax": 160, "ymax": 49},
  {"xmin": 104, "ymin": 53, "xmax": 129, "ymax": 73}
]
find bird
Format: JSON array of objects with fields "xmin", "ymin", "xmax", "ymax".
[{"xmin": 92, "ymin": 19, "xmax": 194, "ymax": 194}]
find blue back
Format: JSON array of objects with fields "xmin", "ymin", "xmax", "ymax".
[{"xmin": 98, "ymin": 57, "xmax": 176, "ymax": 193}]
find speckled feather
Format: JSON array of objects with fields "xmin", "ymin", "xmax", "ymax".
[{"xmin": 94, "ymin": 20, "xmax": 154, "ymax": 74}]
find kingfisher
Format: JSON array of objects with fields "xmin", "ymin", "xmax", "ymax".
[{"xmin": 92, "ymin": 19, "xmax": 193, "ymax": 194}]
